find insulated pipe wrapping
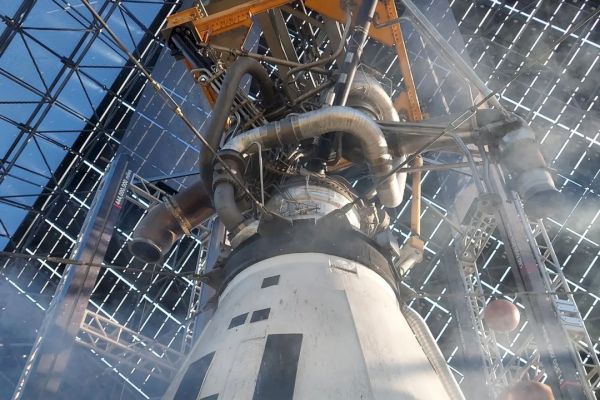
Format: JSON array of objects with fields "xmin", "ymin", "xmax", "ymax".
[
  {"xmin": 348, "ymin": 72, "xmax": 400, "ymax": 122},
  {"xmin": 401, "ymin": 304, "xmax": 466, "ymax": 400},
  {"xmin": 498, "ymin": 124, "xmax": 561, "ymax": 218},
  {"xmin": 199, "ymin": 57, "xmax": 279, "ymax": 191},
  {"xmin": 222, "ymin": 106, "xmax": 403, "ymax": 208},
  {"xmin": 129, "ymin": 180, "xmax": 214, "ymax": 263},
  {"xmin": 347, "ymin": 72, "xmax": 407, "ymax": 205}
]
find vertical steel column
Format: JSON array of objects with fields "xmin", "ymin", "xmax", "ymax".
[
  {"xmin": 440, "ymin": 248, "xmax": 490, "ymax": 399},
  {"xmin": 490, "ymin": 166, "xmax": 591, "ymax": 400},
  {"xmin": 13, "ymin": 155, "xmax": 132, "ymax": 400}
]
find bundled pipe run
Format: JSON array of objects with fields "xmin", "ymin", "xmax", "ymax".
[
  {"xmin": 199, "ymin": 57, "xmax": 280, "ymax": 192},
  {"xmin": 219, "ymin": 106, "xmax": 404, "ymax": 208}
]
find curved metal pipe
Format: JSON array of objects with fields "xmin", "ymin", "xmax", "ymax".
[
  {"xmin": 213, "ymin": 183, "xmax": 245, "ymax": 232},
  {"xmin": 129, "ymin": 180, "xmax": 214, "ymax": 263},
  {"xmin": 222, "ymin": 106, "xmax": 403, "ymax": 208},
  {"xmin": 348, "ymin": 72, "xmax": 400, "ymax": 122},
  {"xmin": 199, "ymin": 57, "xmax": 279, "ymax": 191},
  {"xmin": 401, "ymin": 304, "xmax": 466, "ymax": 400},
  {"xmin": 347, "ymin": 72, "xmax": 407, "ymax": 204}
]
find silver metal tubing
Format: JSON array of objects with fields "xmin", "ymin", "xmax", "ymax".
[
  {"xmin": 199, "ymin": 57, "xmax": 279, "ymax": 191},
  {"xmin": 248, "ymin": 142, "xmax": 265, "ymax": 205},
  {"xmin": 213, "ymin": 183, "xmax": 245, "ymax": 233},
  {"xmin": 348, "ymin": 72, "xmax": 400, "ymax": 122},
  {"xmin": 222, "ymin": 106, "xmax": 403, "ymax": 208},
  {"xmin": 347, "ymin": 72, "xmax": 407, "ymax": 205},
  {"xmin": 379, "ymin": 118, "xmax": 477, "ymax": 156},
  {"xmin": 397, "ymin": 161, "xmax": 480, "ymax": 174},
  {"xmin": 401, "ymin": 304, "xmax": 466, "ymax": 400}
]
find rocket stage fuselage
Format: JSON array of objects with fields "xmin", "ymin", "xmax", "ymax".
[{"xmin": 164, "ymin": 249, "xmax": 450, "ymax": 400}]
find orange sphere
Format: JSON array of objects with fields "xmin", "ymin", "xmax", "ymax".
[
  {"xmin": 483, "ymin": 299, "xmax": 520, "ymax": 332},
  {"xmin": 498, "ymin": 381, "xmax": 554, "ymax": 400}
]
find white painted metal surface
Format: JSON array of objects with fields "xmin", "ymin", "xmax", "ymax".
[{"xmin": 164, "ymin": 253, "xmax": 450, "ymax": 400}]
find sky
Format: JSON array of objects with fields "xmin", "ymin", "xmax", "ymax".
[{"xmin": 0, "ymin": 0, "xmax": 164, "ymax": 248}]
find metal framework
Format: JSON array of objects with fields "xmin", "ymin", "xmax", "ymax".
[
  {"xmin": 0, "ymin": 0, "xmax": 598, "ymax": 399},
  {"xmin": 77, "ymin": 309, "xmax": 184, "ymax": 381},
  {"xmin": 13, "ymin": 155, "xmax": 133, "ymax": 399},
  {"xmin": 454, "ymin": 191, "xmax": 509, "ymax": 395}
]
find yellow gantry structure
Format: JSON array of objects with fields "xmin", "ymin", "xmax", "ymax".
[{"xmin": 162, "ymin": 0, "xmax": 424, "ymax": 248}]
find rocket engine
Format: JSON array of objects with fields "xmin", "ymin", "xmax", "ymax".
[
  {"xmin": 154, "ymin": 68, "xmax": 457, "ymax": 399},
  {"xmin": 126, "ymin": 1, "xmax": 561, "ymax": 399}
]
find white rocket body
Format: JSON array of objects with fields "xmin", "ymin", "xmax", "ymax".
[{"xmin": 164, "ymin": 252, "xmax": 450, "ymax": 400}]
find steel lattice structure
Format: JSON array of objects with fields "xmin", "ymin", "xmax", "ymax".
[{"xmin": 0, "ymin": 0, "xmax": 598, "ymax": 399}]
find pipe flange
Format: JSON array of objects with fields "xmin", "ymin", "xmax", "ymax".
[{"xmin": 128, "ymin": 237, "xmax": 164, "ymax": 264}]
